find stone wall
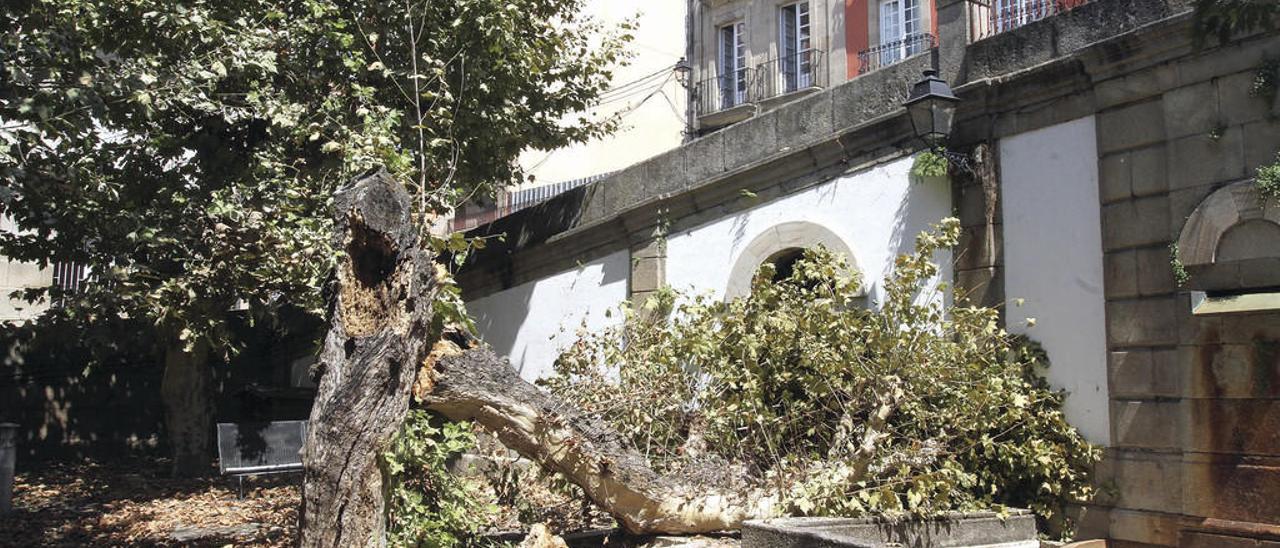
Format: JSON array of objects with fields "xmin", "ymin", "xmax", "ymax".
[
  {"xmin": 941, "ymin": 5, "xmax": 1280, "ymax": 545},
  {"xmin": 1093, "ymin": 29, "xmax": 1280, "ymax": 548},
  {"xmin": 458, "ymin": 1, "xmax": 1280, "ymax": 544}
]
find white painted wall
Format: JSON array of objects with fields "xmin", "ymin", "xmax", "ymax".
[
  {"xmin": 466, "ymin": 250, "xmax": 629, "ymax": 381},
  {"xmin": 517, "ymin": 1, "xmax": 688, "ymax": 186},
  {"xmin": 665, "ymin": 155, "xmax": 953, "ymax": 307},
  {"xmin": 1000, "ymin": 116, "xmax": 1110, "ymax": 445},
  {"xmin": 0, "ymin": 215, "xmax": 51, "ymax": 323}
]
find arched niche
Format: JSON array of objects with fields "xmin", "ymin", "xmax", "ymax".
[
  {"xmin": 723, "ymin": 221, "xmax": 863, "ymax": 300},
  {"xmin": 1176, "ymin": 181, "xmax": 1280, "ymax": 296}
]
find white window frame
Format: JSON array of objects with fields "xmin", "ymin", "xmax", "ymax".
[
  {"xmin": 718, "ymin": 22, "xmax": 748, "ymax": 108},
  {"xmin": 877, "ymin": 0, "xmax": 924, "ymax": 67},
  {"xmin": 779, "ymin": 1, "xmax": 813, "ymax": 93}
]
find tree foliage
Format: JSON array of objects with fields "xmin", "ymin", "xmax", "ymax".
[
  {"xmin": 0, "ymin": 0, "xmax": 628, "ymax": 350},
  {"xmin": 383, "ymin": 411, "xmax": 493, "ymax": 548},
  {"xmin": 1192, "ymin": 0, "xmax": 1279, "ymax": 48},
  {"xmin": 545, "ymin": 219, "xmax": 1099, "ymax": 534}
]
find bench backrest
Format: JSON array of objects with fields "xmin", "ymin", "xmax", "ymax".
[{"xmin": 216, "ymin": 420, "xmax": 308, "ymax": 475}]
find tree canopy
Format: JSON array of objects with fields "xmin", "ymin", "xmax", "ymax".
[
  {"xmin": 1, "ymin": 0, "xmax": 631, "ymax": 476},
  {"xmin": 0, "ymin": 0, "xmax": 629, "ymax": 344}
]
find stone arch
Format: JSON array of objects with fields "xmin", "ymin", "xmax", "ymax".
[
  {"xmin": 723, "ymin": 221, "xmax": 861, "ymax": 300},
  {"xmin": 1177, "ymin": 182, "xmax": 1280, "ymax": 267}
]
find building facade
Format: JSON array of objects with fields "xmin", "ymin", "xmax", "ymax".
[
  {"xmin": 514, "ymin": 2, "xmax": 689, "ymax": 191},
  {"xmin": 690, "ymin": 0, "xmax": 942, "ymax": 132},
  {"xmin": 458, "ymin": 1, "xmax": 1280, "ymax": 545}
]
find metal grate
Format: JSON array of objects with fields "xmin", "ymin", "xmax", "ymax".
[{"xmin": 216, "ymin": 421, "xmax": 308, "ymax": 476}]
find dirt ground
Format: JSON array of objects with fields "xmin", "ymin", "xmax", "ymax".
[
  {"xmin": 0, "ymin": 459, "xmax": 739, "ymax": 547},
  {"xmin": 0, "ymin": 459, "xmax": 298, "ymax": 547}
]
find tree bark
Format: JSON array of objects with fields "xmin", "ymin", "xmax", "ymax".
[
  {"xmin": 298, "ymin": 169, "xmax": 436, "ymax": 547},
  {"xmin": 418, "ymin": 337, "xmax": 779, "ymax": 535},
  {"xmin": 161, "ymin": 335, "xmax": 214, "ymax": 477},
  {"xmin": 301, "ymin": 170, "xmax": 780, "ymax": 543}
]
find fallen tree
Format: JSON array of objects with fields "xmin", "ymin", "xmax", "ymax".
[
  {"xmin": 418, "ymin": 336, "xmax": 781, "ymax": 535},
  {"xmin": 299, "ymin": 171, "xmax": 780, "ymax": 547},
  {"xmin": 300, "ymin": 170, "xmax": 1100, "ymax": 545}
]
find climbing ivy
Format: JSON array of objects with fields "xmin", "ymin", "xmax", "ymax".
[
  {"xmin": 911, "ymin": 149, "xmax": 950, "ymax": 178},
  {"xmin": 1256, "ymin": 152, "xmax": 1280, "ymax": 203},
  {"xmin": 1251, "ymin": 58, "xmax": 1280, "ymax": 105},
  {"xmin": 1169, "ymin": 242, "xmax": 1191, "ymax": 288},
  {"xmin": 383, "ymin": 411, "xmax": 494, "ymax": 547}
]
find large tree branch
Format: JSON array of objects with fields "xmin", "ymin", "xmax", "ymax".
[{"xmin": 417, "ymin": 337, "xmax": 780, "ymax": 535}]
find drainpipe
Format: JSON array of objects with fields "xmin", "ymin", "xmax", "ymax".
[
  {"xmin": 684, "ymin": 0, "xmax": 696, "ymax": 142},
  {"xmin": 0, "ymin": 423, "xmax": 15, "ymax": 513}
]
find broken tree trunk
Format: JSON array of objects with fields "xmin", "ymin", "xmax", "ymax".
[
  {"xmin": 418, "ymin": 337, "xmax": 779, "ymax": 535},
  {"xmin": 299, "ymin": 169, "xmax": 436, "ymax": 547},
  {"xmin": 300, "ymin": 170, "xmax": 778, "ymax": 544}
]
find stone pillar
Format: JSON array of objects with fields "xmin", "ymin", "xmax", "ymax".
[
  {"xmin": 0, "ymin": 423, "xmax": 16, "ymax": 513},
  {"xmin": 952, "ymin": 143, "xmax": 1005, "ymax": 310},
  {"xmin": 934, "ymin": 0, "xmax": 971, "ymax": 85},
  {"xmin": 629, "ymin": 236, "xmax": 667, "ymax": 307}
]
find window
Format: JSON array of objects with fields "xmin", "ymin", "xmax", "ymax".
[
  {"xmin": 994, "ymin": 0, "xmax": 1048, "ymax": 33},
  {"xmin": 779, "ymin": 2, "xmax": 812, "ymax": 93},
  {"xmin": 719, "ymin": 22, "xmax": 748, "ymax": 108},
  {"xmin": 878, "ymin": 0, "xmax": 924, "ymax": 67}
]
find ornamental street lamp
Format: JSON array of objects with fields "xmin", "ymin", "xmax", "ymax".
[
  {"xmin": 673, "ymin": 57, "xmax": 693, "ymax": 89},
  {"xmin": 674, "ymin": 57, "xmax": 695, "ymax": 141},
  {"xmin": 903, "ymin": 69, "xmax": 960, "ymax": 149}
]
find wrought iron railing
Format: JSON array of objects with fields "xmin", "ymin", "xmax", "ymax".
[
  {"xmin": 693, "ymin": 67, "xmax": 755, "ymax": 118},
  {"xmin": 49, "ymin": 261, "xmax": 90, "ymax": 307},
  {"xmin": 969, "ymin": 0, "xmax": 1093, "ymax": 42},
  {"xmin": 52, "ymin": 262, "xmax": 89, "ymax": 293},
  {"xmin": 858, "ymin": 34, "xmax": 936, "ymax": 75},
  {"xmin": 754, "ymin": 49, "xmax": 827, "ymax": 102},
  {"xmin": 694, "ymin": 49, "xmax": 827, "ymax": 119}
]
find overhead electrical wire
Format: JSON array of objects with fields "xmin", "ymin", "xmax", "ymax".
[
  {"xmin": 526, "ymin": 71, "xmax": 677, "ymax": 173},
  {"xmin": 596, "ymin": 62, "xmax": 681, "ymax": 99}
]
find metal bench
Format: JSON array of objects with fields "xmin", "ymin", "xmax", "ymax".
[{"xmin": 216, "ymin": 420, "xmax": 307, "ymax": 498}]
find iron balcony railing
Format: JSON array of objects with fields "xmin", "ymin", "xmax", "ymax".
[
  {"xmin": 693, "ymin": 67, "xmax": 755, "ymax": 118},
  {"xmin": 858, "ymin": 33, "xmax": 936, "ymax": 75},
  {"xmin": 50, "ymin": 261, "xmax": 90, "ymax": 307},
  {"xmin": 969, "ymin": 0, "xmax": 1093, "ymax": 42},
  {"xmin": 695, "ymin": 49, "xmax": 827, "ymax": 119},
  {"xmin": 754, "ymin": 49, "xmax": 827, "ymax": 103}
]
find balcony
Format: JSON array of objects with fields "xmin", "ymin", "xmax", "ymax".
[
  {"xmin": 693, "ymin": 67, "xmax": 756, "ymax": 127},
  {"xmin": 857, "ymin": 33, "xmax": 936, "ymax": 75},
  {"xmin": 694, "ymin": 49, "xmax": 827, "ymax": 130},
  {"xmin": 969, "ymin": 0, "xmax": 1094, "ymax": 42}
]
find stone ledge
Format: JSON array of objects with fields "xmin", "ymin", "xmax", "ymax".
[
  {"xmin": 964, "ymin": 0, "xmax": 1192, "ymax": 84},
  {"xmin": 741, "ymin": 511, "xmax": 1037, "ymax": 548}
]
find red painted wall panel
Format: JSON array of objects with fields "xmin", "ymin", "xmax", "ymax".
[{"xmin": 845, "ymin": 0, "xmax": 869, "ymax": 77}]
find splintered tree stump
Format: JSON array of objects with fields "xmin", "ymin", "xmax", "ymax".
[
  {"xmin": 300, "ymin": 171, "xmax": 776, "ymax": 545},
  {"xmin": 299, "ymin": 169, "xmax": 436, "ymax": 547}
]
